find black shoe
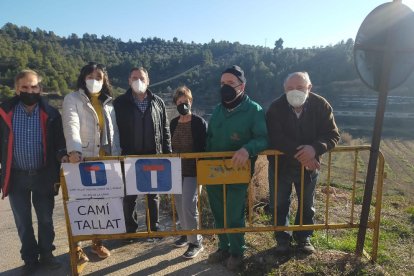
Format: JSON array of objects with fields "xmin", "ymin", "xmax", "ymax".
[
  {"xmin": 183, "ymin": 243, "xmax": 204, "ymax": 259},
  {"xmin": 39, "ymin": 253, "xmax": 61, "ymax": 270},
  {"xmin": 21, "ymin": 260, "xmax": 39, "ymax": 275},
  {"xmin": 274, "ymin": 240, "xmax": 291, "ymax": 255},
  {"xmin": 297, "ymin": 238, "xmax": 315, "ymax": 254},
  {"xmin": 207, "ymin": 248, "xmax": 230, "ymax": 264},
  {"xmin": 174, "ymin": 236, "xmax": 188, "ymax": 248}
]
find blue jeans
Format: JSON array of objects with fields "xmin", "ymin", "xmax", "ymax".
[
  {"xmin": 8, "ymin": 170, "xmax": 56, "ymax": 261},
  {"xmin": 268, "ymin": 159, "xmax": 319, "ymax": 243}
]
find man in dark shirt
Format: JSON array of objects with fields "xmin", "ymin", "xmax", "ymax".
[
  {"xmin": 114, "ymin": 67, "xmax": 172, "ymax": 238},
  {"xmin": 0, "ymin": 70, "xmax": 66, "ymax": 273},
  {"xmin": 266, "ymin": 71, "xmax": 340, "ymax": 254}
]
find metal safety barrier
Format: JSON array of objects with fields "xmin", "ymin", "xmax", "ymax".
[{"xmin": 61, "ymin": 145, "xmax": 384, "ymax": 275}]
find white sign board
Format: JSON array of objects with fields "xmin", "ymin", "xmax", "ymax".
[
  {"xmin": 67, "ymin": 197, "xmax": 126, "ymax": 236},
  {"xmin": 124, "ymin": 157, "xmax": 182, "ymax": 195},
  {"xmin": 62, "ymin": 160, "xmax": 124, "ymax": 199}
]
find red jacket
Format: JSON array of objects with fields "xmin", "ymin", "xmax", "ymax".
[{"xmin": 0, "ymin": 96, "xmax": 66, "ymax": 198}]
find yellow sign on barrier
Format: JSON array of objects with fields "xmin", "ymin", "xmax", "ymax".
[{"xmin": 197, "ymin": 159, "xmax": 251, "ymax": 184}]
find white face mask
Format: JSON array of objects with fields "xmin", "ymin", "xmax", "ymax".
[
  {"xmin": 85, "ymin": 79, "xmax": 103, "ymax": 94},
  {"xmin": 131, "ymin": 79, "xmax": 147, "ymax": 94},
  {"xmin": 286, "ymin": 89, "xmax": 308, "ymax": 108}
]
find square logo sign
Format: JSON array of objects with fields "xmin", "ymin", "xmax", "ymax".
[{"xmin": 124, "ymin": 157, "xmax": 182, "ymax": 195}]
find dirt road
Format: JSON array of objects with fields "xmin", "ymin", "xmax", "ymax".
[{"xmin": 0, "ymin": 194, "xmax": 235, "ymax": 276}]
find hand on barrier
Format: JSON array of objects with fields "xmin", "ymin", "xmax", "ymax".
[
  {"xmin": 303, "ymin": 158, "xmax": 320, "ymax": 171},
  {"xmin": 295, "ymin": 145, "xmax": 316, "ymax": 164},
  {"xmin": 61, "ymin": 155, "xmax": 69, "ymax": 163},
  {"xmin": 69, "ymin": 151, "xmax": 83, "ymax": 163},
  {"xmin": 231, "ymin": 147, "xmax": 249, "ymax": 168}
]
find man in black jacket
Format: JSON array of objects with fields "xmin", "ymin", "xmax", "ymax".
[
  {"xmin": 0, "ymin": 70, "xmax": 66, "ymax": 273},
  {"xmin": 114, "ymin": 67, "xmax": 172, "ymax": 237},
  {"xmin": 266, "ymin": 72, "xmax": 340, "ymax": 254}
]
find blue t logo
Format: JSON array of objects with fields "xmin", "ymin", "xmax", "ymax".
[
  {"xmin": 135, "ymin": 159, "xmax": 172, "ymax": 192},
  {"xmin": 79, "ymin": 162, "xmax": 107, "ymax": 186}
]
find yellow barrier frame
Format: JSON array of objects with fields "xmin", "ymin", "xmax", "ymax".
[{"xmin": 61, "ymin": 145, "xmax": 385, "ymax": 275}]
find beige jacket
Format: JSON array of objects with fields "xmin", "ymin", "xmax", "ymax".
[{"xmin": 62, "ymin": 89, "xmax": 121, "ymax": 158}]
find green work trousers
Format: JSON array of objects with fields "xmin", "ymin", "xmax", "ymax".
[{"xmin": 206, "ymin": 183, "xmax": 248, "ymax": 256}]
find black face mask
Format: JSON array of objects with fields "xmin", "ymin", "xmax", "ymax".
[
  {"xmin": 220, "ymin": 84, "xmax": 243, "ymax": 103},
  {"xmin": 19, "ymin": 91, "xmax": 41, "ymax": 106},
  {"xmin": 177, "ymin": 102, "xmax": 190, "ymax": 115}
]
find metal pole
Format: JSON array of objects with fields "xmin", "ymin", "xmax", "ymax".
[
  {"xmin": 355, "ymin": 89, "xmax": 388, "ymax": 256},
  {"xmin": 355, "ymin": 49, "xmax": 393, "ymax": 257}
]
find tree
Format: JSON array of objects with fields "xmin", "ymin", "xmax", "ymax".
[
  {"xmin": 202, "ymin": 49, "xmax": 213, "ymax": 65},
  {"xmin": 69, "ymin": 33, "xmax": 79, "ymax": 40},
  {"xmin": 274, "ymin": 38, "xmax": 284, "ymax": 50},
  {"xmin": 0, "ymin": 85, "xmax": 14, "ymax": 100}
]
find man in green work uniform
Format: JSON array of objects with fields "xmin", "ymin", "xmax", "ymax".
[{"xmin": 206, "ymin": 65, "xmax": 268, "ymax": 271}]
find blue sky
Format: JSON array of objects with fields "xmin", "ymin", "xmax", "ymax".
[{"xmin": 1, "ymin": 0, "xmax": 413, "ymax": 48}]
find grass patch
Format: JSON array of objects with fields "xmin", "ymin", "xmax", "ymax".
[
  {"xmin": 313, "ymin": 230, "xmax": 357, "ymax": 252},
  {"xmin": 381, "ymin": 218, "xmax": 412, "ymax": 239},
  {"xmin": 257, "ymin": 211, "xmax": 272, "ymax": 223},
  {"xmin": 354, "ymin": 195, "xmax": 363, "ymax": 205},
  {"xmin": 383, "ymin": 161, "xmax": 394, "ymax": 178},
  {"xmin": 321, "ymin": 181, "xmax": 354, "ymax": 191},
  {"xmin": 406, "ymin": 205, "xmax": 414, "ymax": 217}
]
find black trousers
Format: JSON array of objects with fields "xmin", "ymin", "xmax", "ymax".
[{"xmin": 123, "ymin": 194, "xmax": 159, "ymax": 232}]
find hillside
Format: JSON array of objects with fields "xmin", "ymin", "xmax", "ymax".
[
  {"xmin": 2, "ymin": 23, "xmax": 414, "ymax": 138},
  {"xmin": 0, "ymin": 22, "xmax": 356, "ymax": 105}
]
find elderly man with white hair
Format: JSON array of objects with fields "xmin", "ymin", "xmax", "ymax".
[{"xmin": 266, "ymin": 71, "xmax": 340, "ymax": 254}]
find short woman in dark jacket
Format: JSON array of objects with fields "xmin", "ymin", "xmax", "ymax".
[{"xmin": 170, "ymin": 86, "xmax": 207, "ymax": 259}]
